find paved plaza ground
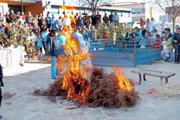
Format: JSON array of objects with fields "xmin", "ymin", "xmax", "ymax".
[{"xmin": 1, "ymin": 62, "xmax": 180, "ymax": 120}]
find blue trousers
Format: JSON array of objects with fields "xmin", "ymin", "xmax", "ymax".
[
  {"xmin": 51, "ymin": 56, "xmax": 57, "ymax": 78},
  {"xmin": 174, "ymin": 45, "xmax": 179, "ymax": 62}
]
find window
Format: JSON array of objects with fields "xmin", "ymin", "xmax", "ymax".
[
  {"xmin": 137, "ymin": 8, "xmax": 141, "ymax": 14},
  {"xmin": 132, "ymin": 8, "xmax": 136, "ymax": 14}
]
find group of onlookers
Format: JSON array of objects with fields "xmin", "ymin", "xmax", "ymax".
[
  {"xmin": 0, "ymin": 10, "xmax": 180, "ymax": 63},
  {"xmin": 125, "ymin": 24, "xmax": 180, "ymax": 63}
]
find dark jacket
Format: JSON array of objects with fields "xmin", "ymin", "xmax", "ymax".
[
  {"xmin": 46, "ymin": 36, "xmax": 61, "ymax": 57},
  {"xmin": 0, "ymin": 65, "xmax": 4, "ymax": 87},
  {"xmin": 172, "ymin": 33, "xmax": 180, "ymax": 45}
]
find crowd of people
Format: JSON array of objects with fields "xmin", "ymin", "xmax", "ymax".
[{"xmin": 0, "ymin": 10, "xmax": 180, "ymax": 64}]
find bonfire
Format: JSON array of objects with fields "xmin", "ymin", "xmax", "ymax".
[{"xmin": 34, "ymin": 6, "xmax": 139, "ymax": 108}]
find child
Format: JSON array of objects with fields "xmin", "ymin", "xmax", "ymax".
[
  {"xmin": 161, "ymin": 37, "xmax": 169, "ymax": 61},
  {"xmin": 166, "ymin": 37, "xmax": 173, "ymax": 62},
  {"xmin": 0, "ymin": 64, "xmax": 4, "ymax": 119},
  {"xmin": 37, "ymin": 34, "xmax": 43, "ymax": 58},
  {"xmin": 154, "ymin": 34, "xmax": 161, "ymax": 49}
]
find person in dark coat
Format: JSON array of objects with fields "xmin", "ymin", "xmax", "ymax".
[
  {"xmin": 172, "ymin": 28, "xmax": 180, "ymax": 63},
  {"xmin": 0, "ymin": 64, "xmax": 4, "ymax": 119},
  {"xmin": 46, "ymin": 29, "xmax": 61, "ymax": 79}
]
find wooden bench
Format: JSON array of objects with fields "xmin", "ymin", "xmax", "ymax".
[{"xmin": 131, "ymin": 69, "xmax": 176, "ymax": 85}]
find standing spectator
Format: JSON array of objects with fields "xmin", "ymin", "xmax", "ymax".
[
  {"xmin": 51, "ymin": 14, "xmax": 56, "ymax": 29},
  {"xmin": 172, "ymin": 28, "xmax": 180, "ymax": 63},
  {"xmin": 0, "ymin": 12, "xmax": 4, "ymax": 22},
  {"xmin": 95, "ymin": 12, "xmax": 101, "ymax": 28},
  {"xmin": 112, "ymin": 11, "xmax": 119, "ymax": 26},
  {"xmin": 103, "ymin": 13, "xmax": 109, "ymax": 25},
  {"xmin": 91, "ymin": 13, "xmax": 96, "ymax": 26},
  {"xmin": 151, "ymin": 17, "xmax": 155, "ymax": 31},
  {"xmin": 41, "ymin": 28, "xmax": 49, "ymax": 54},
  {"xmin": 154, "ymin": 34, "xmax": 161, "ymax": 49},
  {"xmin": 135, "ymin": 27, "xmax": 142, "ymax": 39},
  {"xmin": 164, "ymin": 28, "xmax": 172, "ymax": 38},
  {"xmin": 37, "ymin": 34, "xmax": 43, "ymax": 58},
  {"xmin": 140, "ymin": 18, "xmax": 145, "ymax": 28},
  {"xmin": 38, "ymin": 13, "xmax": 43, "ymax": 28},
  {"xmin": 82, "ymin": 29, "xmax": 89, "ymax": 47},
  {"xmin": 26, "ymin": 11, "xmax": 33, "ymax": 24},
  {"xmin": 56, "ymin": 16, "xmax": 62, "ymax": 31},
  {"xmin": 4, "ymin": 12, "xmax": 10, "ymax": 23},
  {"xmin": 9, "ymin": 10, "xmax": 16, "ymax": 23},
  {"xmin": 162, "ymin": 37, "xmax": 169, "ymax": 61},
  {"xmin": 146, "ymin": 18, "xmax": 150, "ymax": 32},
  {"xmin": 76, "ymin": 16, "xmax": 83, "ymax": 27},
  {"xmin": 17, "ymin": 16, "xmax": 24, "ymax": 24},
  {"xmin": 109, "ymin": 12, "xmax": 113, "ymax": 24},
  {"xmin": 86, "ymin": 16, "xmax": 92, "ymax": 29},
  {"xmin": 45, "ymin": 14, "xmax": 51, "ymax": 29},
  {"xmin": 21, "ymin": 12, "xmax": 26, "ymax": 20},
  {"xmin": 83, "ymin": 13, "xmax": 89, "ymax": 28},
  {"xmin": 16, "ymin": 11, "xmax": 21, "ymax": 19},
  {"xmin": 166, "ymin": 37, "xmax": 173, "ymax": 62},
  {"xmin": 46, "ymin": 29, "xmax": 61, "ymax": 79},
  {"xmin": 0, "ymin": 64, "xmax": 4, "ymax": 119}
]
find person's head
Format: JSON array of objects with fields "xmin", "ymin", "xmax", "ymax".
[
  {"xmin": 91, "ymin": 26, "xmax": 95, "ymax": 31},
  {"xmin": 97, "ymin": 12, "xmax": 99, "ymax": 15},
  {"xmin": 164, "ymin": 28, "xmax": 171, "ymax": 34},
  {"xmin": 21, "ymin": 12, "xmax": 24, "ymax": 15},
  {"xmin": 163, "ymin": 37, "xmax": 168, "ymax": 41},
  {"xmin": 176, "ymin": 28, "xmax": 180, "ymax": 34},
  {"xmin": 151, "ymin": 17, "xmax": 154, "ymax": 21},
  {"xmin": 104, "ymin": 12, "xmax": 107, "ymax": 16},
  {"xmin": 30, "ymin": 31, "xmax": 34, "ymax": 36},
  {"xmin": 11, "ymin": 10, "xmax": 14, "ymax": 14},
  {"xmin": 28, "ymin": 11, "xmax": 31, "ymax": 15},
  {"xmin": 135, "ymin": 34, "xmax": 139, "ymax": 39},
  {"xmin": 51, "ymin": 29, "xmax": 58, "ymax": 37},
  {"xmin": 74, "ymin": 28, "xmax": 79, "ymax": 33},
  {"xmin": 82, "ymin": 29, "xmax": 86, "ymax": 35},
  {"xmin": 135, "ymin": 27, "xmax": 139, "ymax": 32},
  {"xmin": 17, "ymin": 12, "xmax": 20, "ymax": 15},
  {"xmin": 129, "ymin": 34, "xmax": 134, "ymax": 39},
  {"xmin": 150, "ymin": 31, "xmax": 154, "ymax": 36},
  {"xmin": 52, "ymin": 14, "xmax": 54, "ymax": 18},
  {"xmin": 36, "ymin": 14, "xmax": 38, "ymax": 18},
  {"xmin": 38, "ymin": 34, "xmax": 41, "ymax": 38},
  {"xmin": 145, "ymin": 31, "xmax": 149, "ymax": 36},
  {"xmin": 155, "ymin": 34, "xmax": 160, "ymax": 39},
  {"xmin": 115, "ymin": 11, "xmax": 117, "ymax": 15},
  {"xmin": 148, "ymin": 35, "xmax": 151, "ymax": 40},
  {"xmin": 111, "ymin": 12, "xmax": 113, "ymax": 15}
]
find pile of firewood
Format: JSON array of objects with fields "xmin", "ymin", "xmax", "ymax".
[{"xmin": 34, "ymin": 67, "xmax": 139, "ymax": 108}]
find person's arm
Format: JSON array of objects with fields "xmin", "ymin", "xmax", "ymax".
[{"xmin": 0, "ymin": 64, "xmax": 3, "ymax": 81}]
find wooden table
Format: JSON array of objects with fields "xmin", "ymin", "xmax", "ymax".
[{"xmin": 132, "ymin": 69, "xmax": 176, "ymax": 85}]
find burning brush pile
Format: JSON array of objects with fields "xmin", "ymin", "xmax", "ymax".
[
  {"xmin": 34, "ymin": 31, "xmax": 138, "ymax": 108},
  {"xmin": 34, "ymin": 7, "xmax": 138, "ymax": 108}
]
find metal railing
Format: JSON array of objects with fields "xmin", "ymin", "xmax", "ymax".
[{"xmin": 89, "ymin": 38, "xmax": 161, "ymax": 52}]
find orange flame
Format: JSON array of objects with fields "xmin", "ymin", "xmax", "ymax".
[
  {"xmin": 56, "ymin": 9, "xmax": 91, "ymax": 103},
  {"xmin": 112, "ymin": 66, "xmax": 132, "ymax": 92}
]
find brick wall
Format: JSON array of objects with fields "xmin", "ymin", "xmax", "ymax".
[{"xmin": 24, "ymin": 2, "xmax": 43, "ymax": 17}]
